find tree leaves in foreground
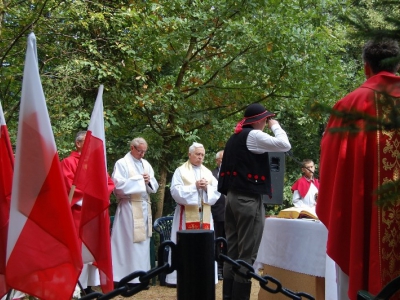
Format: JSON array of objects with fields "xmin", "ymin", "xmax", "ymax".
[{"xmin": 323, "ymin": 0, "xmax": 400, "ymax": 208}]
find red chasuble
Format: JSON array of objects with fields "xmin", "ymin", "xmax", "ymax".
[{"xmin": 317, "ymin": 72, "xmax": 400, "ymax": 299}]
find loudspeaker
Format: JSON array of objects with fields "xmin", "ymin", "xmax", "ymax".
[{"xmin": 263, "ymin": 152, "xmax": 285, "ymax": 205}]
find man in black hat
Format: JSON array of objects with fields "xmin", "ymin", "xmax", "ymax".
[{"xmin": 218, "ymin": 103, "xmax": 291, "ymax": 300}]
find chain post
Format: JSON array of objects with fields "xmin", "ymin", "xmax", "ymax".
[{"xmin": 176, "ymin": 230, "xmax": 215, "ymax": 300}]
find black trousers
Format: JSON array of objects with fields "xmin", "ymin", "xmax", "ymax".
[
  {"xmin": 223, "ymin": 190, "xmax": 265, "ymax": 283},
  {"xmin": 214, "ymin": 220, "xmax": 225, "ymax": 272}
]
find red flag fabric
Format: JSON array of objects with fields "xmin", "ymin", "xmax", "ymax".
[
  {"xmin": 73, "ymin": 85, "xmax": 114, "ymax": 292},
  {"xmin": 0, "ymin": 101, "xmax": 14, "ymax": 298},
  {"xmin": 5, "ymin": 32, "xmax": 82, "ymax": 300}
]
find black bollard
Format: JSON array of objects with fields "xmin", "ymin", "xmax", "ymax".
[{"xmin": 176, "ymin": 230, "xmax": 215, "ymax": 300}]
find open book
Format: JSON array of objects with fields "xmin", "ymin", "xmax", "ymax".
[{"xmin": 277, "ymin": 206, "xmax": 318, "ymax": 220}]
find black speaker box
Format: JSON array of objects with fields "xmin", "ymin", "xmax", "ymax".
[{"xmin": 263, "ymin": 152, "xmax": 285, "ymax": 205}]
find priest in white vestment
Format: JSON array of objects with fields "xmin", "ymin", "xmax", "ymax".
[
  {"xmin": 111, "ymin": 137, "xmax": 159, "ymax": 285},
  {"xmin": 166, "ymin": 142, "xmax": 221, "ymax": 285}
]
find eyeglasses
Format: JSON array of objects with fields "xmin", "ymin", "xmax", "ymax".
[{"xmin": 134, "ymin": 145, "xmax": 147, "ymax": 154}]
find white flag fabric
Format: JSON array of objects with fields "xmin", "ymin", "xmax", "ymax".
[
  {"xmin": 5, "ymin": 32, "xmax": 82, "ymax": 300},
  {"xmin": 73, "ymin": 85, "xmax": 114, "ymax": 292}
]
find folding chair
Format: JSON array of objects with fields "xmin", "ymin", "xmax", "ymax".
[
  {"xmin": 153, "ymin": 216, "xmax": 173, "ymax": 286},
  {"xmin": 357, "ymin": 276, "xmax": 400, "ymax": 299}
]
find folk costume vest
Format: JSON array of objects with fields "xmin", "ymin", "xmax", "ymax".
[
  {"xmin": 218, "ymin": 128, "xmax": 271, "ymax": 196},
  {"xmin": 124, "ymin": 156, "xmax": 152, "ymax": 243},
  {"xmin": 178, "ymin": 161, "xmax": 214, "ymax": 230}
]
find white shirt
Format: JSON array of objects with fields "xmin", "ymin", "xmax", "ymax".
[{"xmin": 247, "ymin": 124, "xmax": 291, "ymax": 153}]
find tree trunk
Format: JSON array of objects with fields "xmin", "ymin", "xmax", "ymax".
[{"xmin": 154, "ymin": 163, "xmax": 168, "ymax": 220}]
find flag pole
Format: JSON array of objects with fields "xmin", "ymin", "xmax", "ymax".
[
  {"xmin": 68, "ymin": 185, "xmax": 76, "ymax": 203},
  {"xmin": 5, "ymin": 289, "xmax": 12, "ymax": 300},
  {"xmin": 67, "ymin": 185, "xmax": 84, "ymax": 293}
]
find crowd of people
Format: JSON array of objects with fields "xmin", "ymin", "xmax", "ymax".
[{"xmin": 52, "ymin": 38, "xmax": 400, "ymax": 300}]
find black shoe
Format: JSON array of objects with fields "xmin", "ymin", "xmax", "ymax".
[
  {"xmin": 223, "ymin": 278, "xmax": 234, "ymax": 300},
  {"xmin": 232, "ymin": 281, "xmax": 252, "ymax": 300},
  {"xmin": 83, "ymin": 287, "xmax": 95, "ymax": 295}
]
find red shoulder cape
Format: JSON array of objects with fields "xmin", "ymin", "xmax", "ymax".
[{"xmin": 291, "ymin": 176, "xmax": 319, "ymax": 198}]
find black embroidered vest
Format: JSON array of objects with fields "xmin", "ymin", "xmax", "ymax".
[{"xmin": 218, "ymin": 128, "xmax": 271, "ymax": 196}]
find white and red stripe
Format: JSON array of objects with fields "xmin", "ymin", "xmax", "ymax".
[
  {"xmin": 0, "ymin": 101, "xmax": 14, "ymax": 298},
  {"xmin": 5, "ymin": 32, "xmax": 82, "ymax": 300},
  {"xmin": 73, "ymin": 85, "xmax": 114, "ymax": 292}
]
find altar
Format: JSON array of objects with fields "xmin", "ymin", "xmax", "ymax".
[{"xmin": 254, "ymin": 217, "xmax": 337, "ymax": 300}]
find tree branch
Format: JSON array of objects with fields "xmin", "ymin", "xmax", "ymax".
[{"xmin": 0, "ymin": 0, "xmax": 50, "ymax": 67}]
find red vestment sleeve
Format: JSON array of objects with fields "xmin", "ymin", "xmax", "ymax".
[
  {"xmin": 60, "ymin": 151, "xmax": 84, "ymax": 206},
  {"xmin": 107, "ymin": 175, "xmax": 114, "ymax": 195}
]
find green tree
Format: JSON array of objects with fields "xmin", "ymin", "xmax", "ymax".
[{"xmin": 0, "ymin": 0, "xmax": 357, "ymax": 217}]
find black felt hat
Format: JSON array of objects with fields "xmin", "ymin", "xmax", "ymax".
[{"xmin": 235, "ymin": 103, "xmax": 275, "ymax": 133}]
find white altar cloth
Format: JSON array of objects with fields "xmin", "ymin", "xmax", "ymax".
[{"xmin": 254, "ymin": 217, "xmax": 337, "ymax": 300}]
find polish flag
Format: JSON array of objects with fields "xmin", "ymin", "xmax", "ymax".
[
  {"xmin": 5, "ymin": 33, "xmax": 82, "ymax": 300},
  {"xmin": 73, "ymin": 85, "xmax": 114, "ymax": 292},
  {"xmin": 0, "ymin": 101, "xmax": 14, "ymax": 298}
]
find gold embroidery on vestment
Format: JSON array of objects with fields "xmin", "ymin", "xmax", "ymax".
[{"xmin": 376, "ymin": 92, "xmax": 400, "ymax": 283}]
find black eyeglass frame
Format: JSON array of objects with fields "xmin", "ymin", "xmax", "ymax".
[{"xmin": 134, "ymin": 145, "xmax": 148, "ymax": 154}]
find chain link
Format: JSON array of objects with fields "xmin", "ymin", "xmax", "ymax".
[
  {"xmin": 216, "ymin": 237, "xmax": 314, "ymax": 300},
  {"xmin": 77, "ymin": 240, "xmax": 175, "ymax": 300},
  {"xmin": 78, "ymin": 238, "xmax": 315, "ymax": 300},
  {"xmin": 218, "ymin": 251, "xmax": 315, "ymax": 300}
]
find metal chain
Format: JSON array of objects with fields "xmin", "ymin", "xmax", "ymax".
[
  {"xmin": 79, "ymin": 238, "xmax": 315, "ymax": 300},
  {"xmin": 216, "ymin": 238, "xmax": 315, "ymax": 300},
  {"xmin": 78, "ymin": 240, "xmax": 175, "ymax": 300}
]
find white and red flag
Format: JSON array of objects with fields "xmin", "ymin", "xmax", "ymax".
[
  {"xmin": 73, "ymin": 85, "xmax": 114, "ymax": 292},
  {"xmin": 0, "ymin": 101, "xmax": 14, "ymax": 298},
  {"xmin": 5, "ymin": 32, "xmax": 82, "ymax": 300}
]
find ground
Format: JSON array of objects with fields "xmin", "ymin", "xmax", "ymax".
[
  {"xmin": 17, "ymin": 278, "xmax": 261, "ymax": 300},
  {"xmin": 98, "ymin": 279, "xmax": 260, "ymax": 300}
]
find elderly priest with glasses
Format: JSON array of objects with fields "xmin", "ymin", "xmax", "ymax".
[{"xmin": 111, "ymin": 137, "xmax": 159, "ymax": 288}]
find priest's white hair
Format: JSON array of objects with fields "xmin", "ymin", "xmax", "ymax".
[{"xmin": 189, "ymin": 142, "xmax": 204, "ymax": 153}]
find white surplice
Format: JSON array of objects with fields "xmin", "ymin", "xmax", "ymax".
[
  {"xmin": 166, "ymin": 164, "xmax": 220, "ymax": 285},
  {"xmin": 111, "ymin": 152, "xmax": 159, "ymax": 283}
]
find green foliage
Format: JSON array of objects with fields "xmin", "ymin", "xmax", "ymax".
[
  {"xmin": 0, "ymin": 0, "xmax": 365, "ymax": 215},
  {"xmin": 343, "ymin": 0, "xmax": 400, "ymax": 40}
]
